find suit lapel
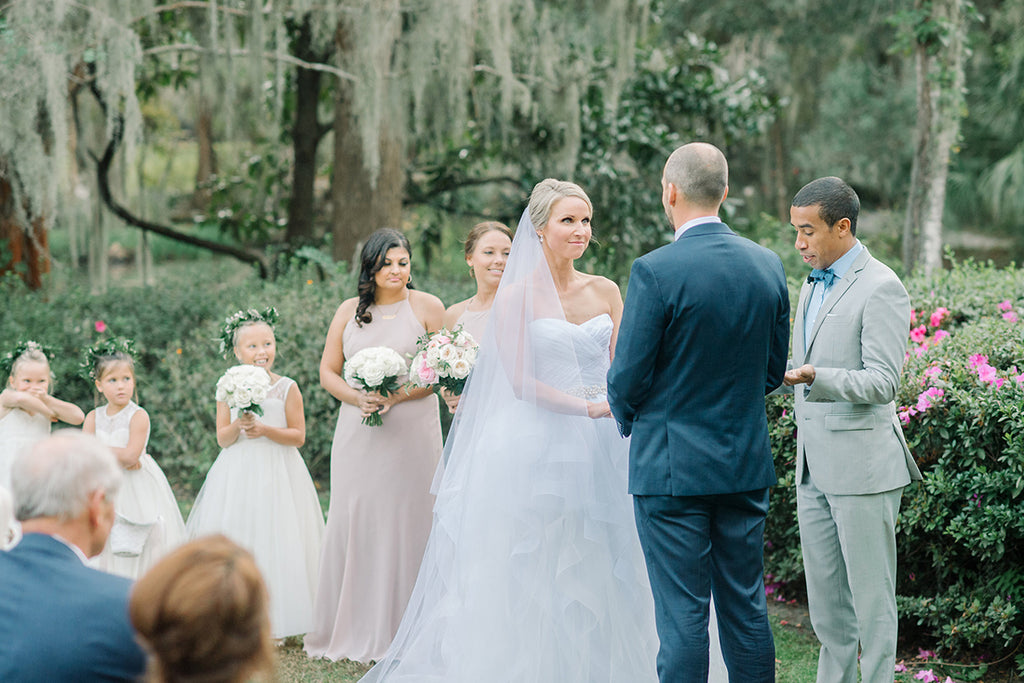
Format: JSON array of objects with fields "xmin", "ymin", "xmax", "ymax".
[
  {"xmin": 804, "ymin": 247, "xmax": 871, "ymax": 355},
  {"xmin": 795, "ymin": 281, "xmax": 810, "ymax": 362}
]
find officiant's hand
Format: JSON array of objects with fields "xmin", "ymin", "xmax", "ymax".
[
  {"xmin": 783, "ymin": 364, "xmax": 816, "ymax": 386},
  {"xmin": 586, "ymin": 400, "xmax": 612, "ymax": 419}
]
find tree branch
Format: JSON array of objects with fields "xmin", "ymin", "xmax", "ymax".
[
  {"xmin": 91, "ymin": 114, "xmax": 270, "ymax": 279},
  {"xmin": 143, "ymin": 44, "xmax": 356, "ymax": 82}
]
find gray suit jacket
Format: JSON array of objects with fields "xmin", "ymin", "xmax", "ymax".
[{"xmin": 792, "ymin": 246, "xmax": 922, "ymax": 495}]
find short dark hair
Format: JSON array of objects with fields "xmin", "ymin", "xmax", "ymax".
[{"xmin": 792, "ymin": 176, "xmax": 859, "ymax": 235}]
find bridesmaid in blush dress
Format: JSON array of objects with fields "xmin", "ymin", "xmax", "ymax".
[
  {"xmin": 440, "ymin": 221, "xmax": 513, "ymax": 414},
  {"xmin": 305, "ymin": 228, "xmax": 445, "ymax": 663}
]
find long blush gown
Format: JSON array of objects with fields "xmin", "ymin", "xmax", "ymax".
[{"xmin": 304, "ymin": 298, "xmax": 443, "ymax": 662}]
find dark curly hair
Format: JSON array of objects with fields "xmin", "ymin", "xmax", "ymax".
[{"xmin": 355, "ymin": 228, "xmax": 413, "ymax": 326}]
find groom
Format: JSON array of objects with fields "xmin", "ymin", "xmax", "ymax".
[{"xmin": 608, "ymin": 142, "xmax": 789, "ymax": 682}]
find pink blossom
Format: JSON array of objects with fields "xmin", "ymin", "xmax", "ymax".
[
  {"xmin": 94, "ymin": 320, "xmax": 107, "ymax": 333},
  {"xmin": 910, "ymin": 310, "xmax": 919, "ymax": 324},
  {"xmin": 898, "ymin": 409, "xmax": 913, "ymax": 426},
  {"xmin": 929, "ymin": 307, "xmax": 949, "ymax": 327},
  {"xmin": 918, "ymin": 649, "xmax": 936, "ymax": 660},
  {"xmin": 414, "ymin": 356, "xmax": 437, "ymax": 385},
  {"xmin": 968, "ymin": 354, "xmax": 989, "ymax": 369},
  {"xmin": 995, "ymin": 377, "xmax": 1006, "ymax": 389},
  {"xmin": 999, "ymin": 299, "xmax": 1013, "ymax": 312},
  {"xmin": 977, "ymin": 364, "xmax": 998, "ymax": 384},
  {"xmin": 933, "ymin": 330, "xmax": 950, "ymax": 343},
  {"xmin": 915, "ymin": 387, "xmax": 944, "ymax": 413},
  {"xmin": 924, "ymin": 366, "xmax": 942, "ymax": 380},
  {"xmin": 1014, "ymin": 372, "xmax": 1024, "ymax": 384},
  {"xmin": 915, "ymin": 671, "xmax": 939, "ymax": 682},
  {"xmin": 910, "ymin": 325, "xmax": 928, "ymax": 343},
  {"xmin": 781, "ymin": 409, "xmax": 787, "ymax": 418},
  {"xmin": 914, "ymin": 344, "xmax": 928, "ymax": 358},
  {"xmin": 1003, "ymin": 311, "xmax": 1018, "ymax": 322},
  {"xmin": 895, "ymin": 662, "xmax": 907, "ymax": 672}
]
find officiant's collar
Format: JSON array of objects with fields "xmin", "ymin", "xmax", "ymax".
[{"xmin": 674, "ymin": 215, "xmax": 722, "ymax": 241}]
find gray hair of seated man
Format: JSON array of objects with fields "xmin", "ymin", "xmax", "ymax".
[{"xmin": 11, "ymin": 430, "xmax": 122, "ymax": 522}]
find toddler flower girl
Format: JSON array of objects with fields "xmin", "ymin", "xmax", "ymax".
[
  {"xmin": 0, "ymin": 340, "xmax": 84, "ymax": 488},
  {"xmin": 82, "ymin": 337, "xmax": 186, "ymax": 579}
]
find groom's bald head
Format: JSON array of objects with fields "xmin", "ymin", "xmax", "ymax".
[{"xmin": 663, "ymin": 143, "xmax": 728, "ymax": 211}]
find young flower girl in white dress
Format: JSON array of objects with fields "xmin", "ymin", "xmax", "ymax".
[
  {"xmin": 0, "ymin": 341, "xmax": 84, "ymax": 489},
  {"xmin": 82, "ymin": 337, "xmax": 186, "ymax": 579},
  {"xmin": 187, "ymin": 308, "xmax": 325, "ymax": 639}
]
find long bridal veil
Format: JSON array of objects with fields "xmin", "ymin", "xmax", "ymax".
[{"xmin": 361, "ymin": 210, "xmax": 691, "ymax": 681}]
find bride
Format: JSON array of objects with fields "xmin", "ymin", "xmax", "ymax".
[{"xmin": 360, "ymin": 179, "xmax": 726, "ymax": 682}]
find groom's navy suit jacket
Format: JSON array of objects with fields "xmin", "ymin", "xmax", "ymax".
[
  {"xmin": 0, "ymin": 533, "xmax": 147, "ymax": 682},
  {"xmin": 608, "ymin": 221, "xmax": 790, "ymax": 496}
]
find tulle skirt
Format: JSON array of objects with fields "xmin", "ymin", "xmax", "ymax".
[
  {"xmin": 361, "ymin": 401, "xmax": 660, "ymax": 682},
  {"xmin": 187, "ymin": 438, "xmax": 325, "ymax": 638},
  {"xmin": 94, "ymin": 454, "xmax": 186, "ymax": 579}
]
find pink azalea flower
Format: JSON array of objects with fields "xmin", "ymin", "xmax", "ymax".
[
  {"xmin": 929, "ymin": 307, "xmax": 949, "ymax": 327},
  {"xmin": 995, "ymin": 377, "xmax": 1006, "ymax": 389},
  {"xmin": 781, "ymin": 409, "xmax": 787, "ymax": 418},
  {"xmin": 910, "ymin": 310, "xmax": 919, "ymax": 324},
  {"xmin": 998, "ymin": 299, "xmax": 1013, "ymax": 312},
  {"xmin": 914, "ymin": 344, "xmax": 928, "ymax": 358},
  {"xmin": 977, "ymin": 364, "xmax": 998, "ymax": 384},
  {"xmin": 898, "ymin": 410, "xmax": 912, "ymax": 426},
  {"xmin": 933, "ymin": 330, "xmax": 950, "ymax": 343},
  {"xmin": 910, "ymin": 325, "xmax": 928, "ymax": 343},
  {"xmin": 895, "ymin": 662, "xmax": 907, "ymax": 672},
  {"xmin": 918, "ymin": 648, "xmax": 936, "ymax": 660},
  {"xmin": 915, "ymin": 670, "xmax": 938, "ymax": 682},
  {"xmin": 924, "ymin": 366, "xmax": 942, "ymax": 380},
  {"xmin": 1003, "ymin": 311, "xmax": 1018, "ymax": 322},
  {"xmin": 94, "ymin": 320, "xmax": 107, "ymax": 333},
  {"xmin": 1015, "ymin": 372, "xmax": 1024, "ymax": 385},
  {"xmin": 968, "ymin": 354, "xmax": 989, "ymax": 369}
]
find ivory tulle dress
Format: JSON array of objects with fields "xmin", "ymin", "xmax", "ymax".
[
  {"xmin": 92, "ymin": 402, "xmax": 186, "ymax": 579},
  {"xmin": 304, "ymin": 298, "xmax": 443, "ymax": 663},
  {"xmin": 0, "ymin": 408, "xmax": 50, "ymax": 489},
  {"xmin": 187, "ymin": 376, "xmax": 325, "ymax": 639},
  {"xmin": 360, "ymin": 314, "xmax": 728, "ymax": 682}
]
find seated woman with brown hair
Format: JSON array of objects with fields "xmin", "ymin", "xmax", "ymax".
[{"xmin": 129, "ymin": 534, "xmax": 275, "ymax": 683}]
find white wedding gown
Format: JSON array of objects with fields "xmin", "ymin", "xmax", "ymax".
[{"xmin": 361, "ymin": 313, "xmax": 727, "ymax": 682}]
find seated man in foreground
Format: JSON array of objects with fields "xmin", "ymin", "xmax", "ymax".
[{"xmin": 0, "ymin": 430, "xmax": 147, "ymax": 682}]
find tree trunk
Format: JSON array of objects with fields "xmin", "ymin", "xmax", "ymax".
[
  {"xmin": 903, "ymin": 0, "xmax": 970, "ymax": 276},
  {"xmin": 286, "ymin": 13, "xmax": 330, "ymax": 245},
  {"xmin": 329, "ymin": 19, "xmax": 403, "ymax": 263},
  {"xmin": 193, "ymin": 93, "xmax": 218, "ymax": 210},
  {"xmin": 0, "ymin": 173, "xmax": 50, "ymax": 290}
]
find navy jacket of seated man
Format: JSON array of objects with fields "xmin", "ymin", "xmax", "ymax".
[{"xmin": 0, "ymin": 533, "xmax": 147, "ymax": 682}]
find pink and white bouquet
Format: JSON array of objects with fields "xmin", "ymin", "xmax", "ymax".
[
  {"xmin": 215, "ymin": 365, "xmax": 271, "ymax": 417},
  {"xmin": 409, "ymin": 325, "xmax": 479, "ymax": 396},
  {"xmin": 344, "ymin": 346, "xmax": 408, "ymax": 426}
]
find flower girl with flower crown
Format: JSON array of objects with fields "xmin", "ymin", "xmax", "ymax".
[
  {"xmin": 82, "ymin": 337, "xmax": 186, "ymax": 579},
  {"xmin": 186, "ymin": 308, "xmax": 325, "ymax": 640},
  {"xmin": 0, "ymin": 341, "xmax": 84, "ymax": 489}
]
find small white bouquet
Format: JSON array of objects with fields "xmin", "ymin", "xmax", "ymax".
[
  {"xmin": 409, "ymin": 325, "xmax": 479, "ymax": 396},
  {"xmin": 215, "ymin": 365, "xmax": 272, "ymax": 417},
  {"xmin": 344, "ymin": 346, "xmax": 408, "ymax": 426}
]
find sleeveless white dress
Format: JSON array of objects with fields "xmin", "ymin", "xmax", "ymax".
[
  {"xmin": 93, "ymin": 401, "xmax": 187, "ymax": 579},
  {"xmin": 361, "ymin": 314, "xmax": 727, "ymax": 682},
  {"xmin": 187, "ymin": 375, "xmax": 325, "ymax": 639},
  {"xmin": 0, "ymin": 408, "xmax": 50, "ymax": 489}
]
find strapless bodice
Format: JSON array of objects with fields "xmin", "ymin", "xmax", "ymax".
[{"xmin": 530, "ymin": 314, "xmax": 612, "ymax": 397}]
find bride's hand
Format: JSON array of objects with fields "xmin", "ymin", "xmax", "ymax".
[{"xmin": 586, "ymin": 400, "xmax": 612, "ymax": 419}]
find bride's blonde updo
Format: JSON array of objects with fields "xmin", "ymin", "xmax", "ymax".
[{"xmin": 527, "ymin": 179, "xmax": 593, "ymax": 236}]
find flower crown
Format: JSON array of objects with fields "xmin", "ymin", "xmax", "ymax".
[
  {"xmin": 0, "ymin": 340, "xmax": 52, "ymax": 382},
  {"xmin": 79, "ymin": 337, "xmax": 138, "ymax": 382},
  {"xmin": 218, "ymin": 307, "xmax": 279, "ymax": 357}
]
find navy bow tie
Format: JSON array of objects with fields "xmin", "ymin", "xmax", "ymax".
[{"xmin": 807, "ymin": 268, "xmax": 836, "ymax": 287}]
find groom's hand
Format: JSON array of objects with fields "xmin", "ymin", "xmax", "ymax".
[{"xmin": 783, "ymin": 364, "xmax": 816, "ymax": 386}]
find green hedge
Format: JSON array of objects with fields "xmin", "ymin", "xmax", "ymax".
[{"xmin": 765, "ymin": 259, "xmax": 1024, "ymax": 663}]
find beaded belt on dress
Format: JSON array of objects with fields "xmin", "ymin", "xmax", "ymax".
[{"xmin": 565, "ymin": 384, "xmax": 606, "ymax": 399}]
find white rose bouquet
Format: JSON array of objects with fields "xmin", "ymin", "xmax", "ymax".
[
  {"xmin": 344, "ymin": 346, "xmax": 408, "ymax": 426},
  {"xmin": 409, "ymin": 325, "xmax": 479, "ymax": 396},
  {"xmin": 215, "ymin": 365, "xmax": 272, "ymax": 417}
]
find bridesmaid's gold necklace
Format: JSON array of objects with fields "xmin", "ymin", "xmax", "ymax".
[{"xmin": 378, "ymin": 300, "xmax": 403, "ymax": 320}]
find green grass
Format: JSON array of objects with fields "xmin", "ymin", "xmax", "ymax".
[{"xmin": 270, "ymin": 616, "xmax": 821, "ymax": 682}]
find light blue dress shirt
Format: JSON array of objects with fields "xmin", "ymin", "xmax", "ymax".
[{"xmin": 803, "ymin": 240, "xmax": 863, "ymax": 344}]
